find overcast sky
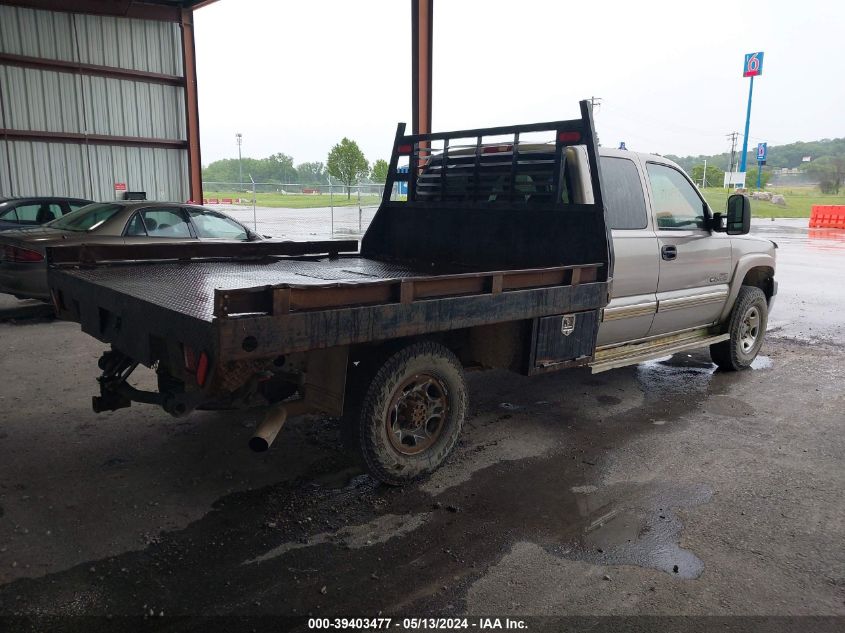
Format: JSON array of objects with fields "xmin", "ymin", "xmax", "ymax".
[{"xmin": 193, "ymin": 0, "xmax": 845, "ymax": 167}]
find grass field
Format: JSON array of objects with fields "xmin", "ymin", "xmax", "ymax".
[
  {"xmin": 700, "ymin": 186, "xmax": 845, "ymax": 218},
  {"xmin": 204, "ymin": 192, "xmax": 382, "ymax": 209}
]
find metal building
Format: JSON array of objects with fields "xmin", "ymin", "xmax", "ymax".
[{"xmin": 0, "ymin": 0, "xmax": 211, "ymax": 203}]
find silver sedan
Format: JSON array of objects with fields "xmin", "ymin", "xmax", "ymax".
[{"xmin": 0, "ymin": 201, "xmax": 262, "ymax": 300}]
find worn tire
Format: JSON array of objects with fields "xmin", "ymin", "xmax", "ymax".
[
  {"xmin": 350, "ymin": 341, "xmax": 467, "ymax": 485},
  {"xmin": 710, "ymin": 285, "xmax": 768, "ymax": 370}
]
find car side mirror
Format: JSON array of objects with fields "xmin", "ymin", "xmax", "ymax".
[{"xmin": 725, "ymin": 193, "xmax": 751, "ymax": 235}]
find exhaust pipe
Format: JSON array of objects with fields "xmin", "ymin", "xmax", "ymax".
[{"xmin": 249, "ymin": 400, "xmax": 310, "ymax": 452}]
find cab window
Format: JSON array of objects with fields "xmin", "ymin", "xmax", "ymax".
[
  {"xmin": 601, "ymin": 157, "xmax": 648, "ymax": 229},
  {"xmin": 646, "ymin": 163, "xmax": 706, "ymax": 230}
]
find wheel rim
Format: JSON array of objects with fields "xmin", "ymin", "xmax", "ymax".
[
  {"xmin": 738, "ymin": 305, "xmax": 761, "ymax": 354},
  {"xmin": 386, "ymin": 373, "xmax": 449, "ymax": 455}
]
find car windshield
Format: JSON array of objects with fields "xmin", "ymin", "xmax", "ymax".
[{"xmin": 48, "ymin": 203, "xmax": 122, "ymax": 232}]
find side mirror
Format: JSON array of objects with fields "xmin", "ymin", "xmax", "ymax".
[{"xmin": 725, "ymin": 193, "xmax": 751, "ymax": 235}]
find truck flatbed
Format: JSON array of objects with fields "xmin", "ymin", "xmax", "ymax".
[
  {"xmin": 51, "ymin": 244, "xmax": 604, "ymax": 362},
  {"xmin": 58, "ymin": 255, "xmax": 461, "ymax": 323},
  {"xmin": 45, "ymin": 101, "xmax": 616, "ymax": 483}
]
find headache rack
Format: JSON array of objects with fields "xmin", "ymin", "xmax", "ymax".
[
  {"xmin": 382, "ymin": 100, "xmax": 605, "ymax": 209},
  {"xmin": 362, "ymin": 99, "xmax": 613, "ymax": 275}
]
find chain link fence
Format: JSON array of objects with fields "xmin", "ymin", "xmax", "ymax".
[{"xmin": 199, "ymin": 182, "xmax": 388, "ymax": 239}]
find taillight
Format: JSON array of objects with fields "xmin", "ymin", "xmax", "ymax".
[
  {"xmin": 3, "ymin": 245, "xmax": 44, "ymax": 263},
  {"xmin": 183, "ymin": 344, "xmax": 210, "ymax": 387},
  {"xmin": 196, "ymin": 352, "xmax": 209, "ymax": 387},
  {"xmin": 397, "ymin": 144, "xmax": 413, "ymax": 155},
  {"xmin": 557, "ymin": 131, "xmax": 582, "ymax": 144}
]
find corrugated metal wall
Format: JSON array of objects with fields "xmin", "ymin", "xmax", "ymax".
[{"xmin": 0, "ymin": 5, "xmax": 188, "ymax": 201}]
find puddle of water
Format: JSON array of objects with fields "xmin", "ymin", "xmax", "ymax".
[
  {"xmin": 637, "ymin": 354, "xmax": 717, "ymax": 396},
  {"xmin": 750, "ymin": 355, "xmax": 773, "ymax": 370},
  {"xmin": 245, "ymin": 512, "xmax": 432, "ymax": 565},
  {"xmin": 455, "ymin": 451, "xmax": 714, "ymax": 580},
  {"xmin": 559, "ymin": 482, "xmax": 712, "ymax": 579}
]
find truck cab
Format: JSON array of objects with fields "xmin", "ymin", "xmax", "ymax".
[{"xmin": 564, "ymin": 147, "xmax": 776, "ymax": 368}]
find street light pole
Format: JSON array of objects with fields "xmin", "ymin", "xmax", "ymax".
[{"xmin": 236, "ymin": 132, "xmax": 243, "ymax": 193}]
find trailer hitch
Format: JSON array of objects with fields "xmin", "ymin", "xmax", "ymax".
[{"xmin": 93, "ymin": 350, "xmax": 164, "ymax": 413}]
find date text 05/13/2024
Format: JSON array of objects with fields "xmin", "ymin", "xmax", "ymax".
[{"xmin": 307, "ymin": 618, "xmax": 528, "ymax": 630}]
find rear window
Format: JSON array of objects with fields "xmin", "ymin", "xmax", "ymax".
[
  {"xmin": 600, "ymin": 157, "xmax": 648, "ymax": 229},
  {"xmin": 67, "ymin": 201, "xmax": 91, "ymax": 213},
  {"xmin": 48, "ymin": 203, "xmax": 122, "ymax": 232},
  {"xmin": 412, "ymin": 142, "xmax": 577, "ymax": 205}
]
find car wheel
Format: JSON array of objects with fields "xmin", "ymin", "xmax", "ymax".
[
  {"xmin": 348, "ymin": 341, "xmax": 467, "ymax": 485},
  {"xmin": 710, "ymin": 285, "xmax": 768, "ymax": 370}
]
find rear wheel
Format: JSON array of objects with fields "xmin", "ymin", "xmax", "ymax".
[
  {"xmin": 710, "ymin": 285, "xmax": 768, "ymax": 370},
  {"xmin": 349, "ymin": 341, "xmax": 467, "ymax": 485}
]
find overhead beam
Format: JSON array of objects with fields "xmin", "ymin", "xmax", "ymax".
[
  {"xmin": 0, "ymin": 0, "xmax": 183, "ymax": 21},
  {"xmin": 411, "ymin": 0, "xmax": 433, "ymax": 136},
  {"xmin": 0, "ymin": 128, "xmax": 188, "ymax": 150},
  {"xmin": 180, "ymin": 8, "xmax": 203, "ymax": 204},
  {"xmin": 0, "ymin": 52, "xmax": 185, "ymax": 86}
]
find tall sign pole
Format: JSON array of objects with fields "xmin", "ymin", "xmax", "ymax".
[
  {"xmin": 756, "ymin": 142, "xmax": 767, "ymax": 189},
  {"xmin": 739, "ymin": 52, "xmax": 764, "ymax": 177}
]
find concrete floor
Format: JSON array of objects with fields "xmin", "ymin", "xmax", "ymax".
[{"xmin": 0, "ymin": 220, "xmax": 843, "ymax": 623}]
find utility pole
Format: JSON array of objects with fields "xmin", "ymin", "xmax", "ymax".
[
  {"xmin": 702, "ymin": 158, "xmax": 707, "ymax": 188},
  {"xmin": 726, "ymin": 131, "xmax": 739, "ymax": 176},
  {"xmin": 739, "ymin": 52, "xmax": 764, "ymax": 180},
  {"xmin": 236, "ymin": 132, "xmax": 243, "ymax": 192}
]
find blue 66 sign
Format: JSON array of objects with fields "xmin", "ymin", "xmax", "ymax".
[{"xmin": 743, "ymin": 52, "xmax": 764, "ymax": 77}]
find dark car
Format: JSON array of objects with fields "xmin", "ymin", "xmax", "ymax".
[
  {"xmin": 0, "ymin": 196, "xmax": 95, "ymax": 231},
  {"xmin": 0, "ymin": 201, "xmax": 262, "ymax": 300}
]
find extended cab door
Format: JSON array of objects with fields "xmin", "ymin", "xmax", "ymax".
[
  {"xmin": 595, "ymin": 154, "xmax": 659, "ymax": 346},
  {"xmin": 644, "ymin": 162, "xmax": 732, "ymax": 336}
]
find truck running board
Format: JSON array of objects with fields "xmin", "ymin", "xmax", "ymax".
[{"xmin": 590, "ymin": 329, "xmax": 729, "ymax": 374}]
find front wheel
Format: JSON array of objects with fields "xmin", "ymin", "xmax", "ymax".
[
  {"xmin": 710, "ymin": 285, "xmax": 768, "ymax": 370},
  {"xmin": 349, "ymin": 341, "xmax": 467, "ymax": 485}
]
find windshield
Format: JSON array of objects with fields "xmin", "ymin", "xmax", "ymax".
[{"xmin": 48, "ymin": 203, "xmax": 122, "ymax": 232}]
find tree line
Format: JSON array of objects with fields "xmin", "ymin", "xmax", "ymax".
[
  {"xmin": 202, "ymin": 139, "xmax": 389, "ymax": 199},
  {"xmin": 667, "ymin": 137, "xmax": 845, "ymax": 193}
]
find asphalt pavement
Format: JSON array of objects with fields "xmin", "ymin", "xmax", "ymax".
[{"xmin": 0, "ymin": 218, "xmax": 843, "ymax": 628}]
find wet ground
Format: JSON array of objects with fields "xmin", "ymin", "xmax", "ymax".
[{"xmin": 0, "ymin": 220, "xmax": 843, "ymax": 625}]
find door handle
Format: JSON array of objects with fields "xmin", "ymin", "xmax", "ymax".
[{"xmin": 661, "ymin": 245, "xmax": 678, "ymax": 261}]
